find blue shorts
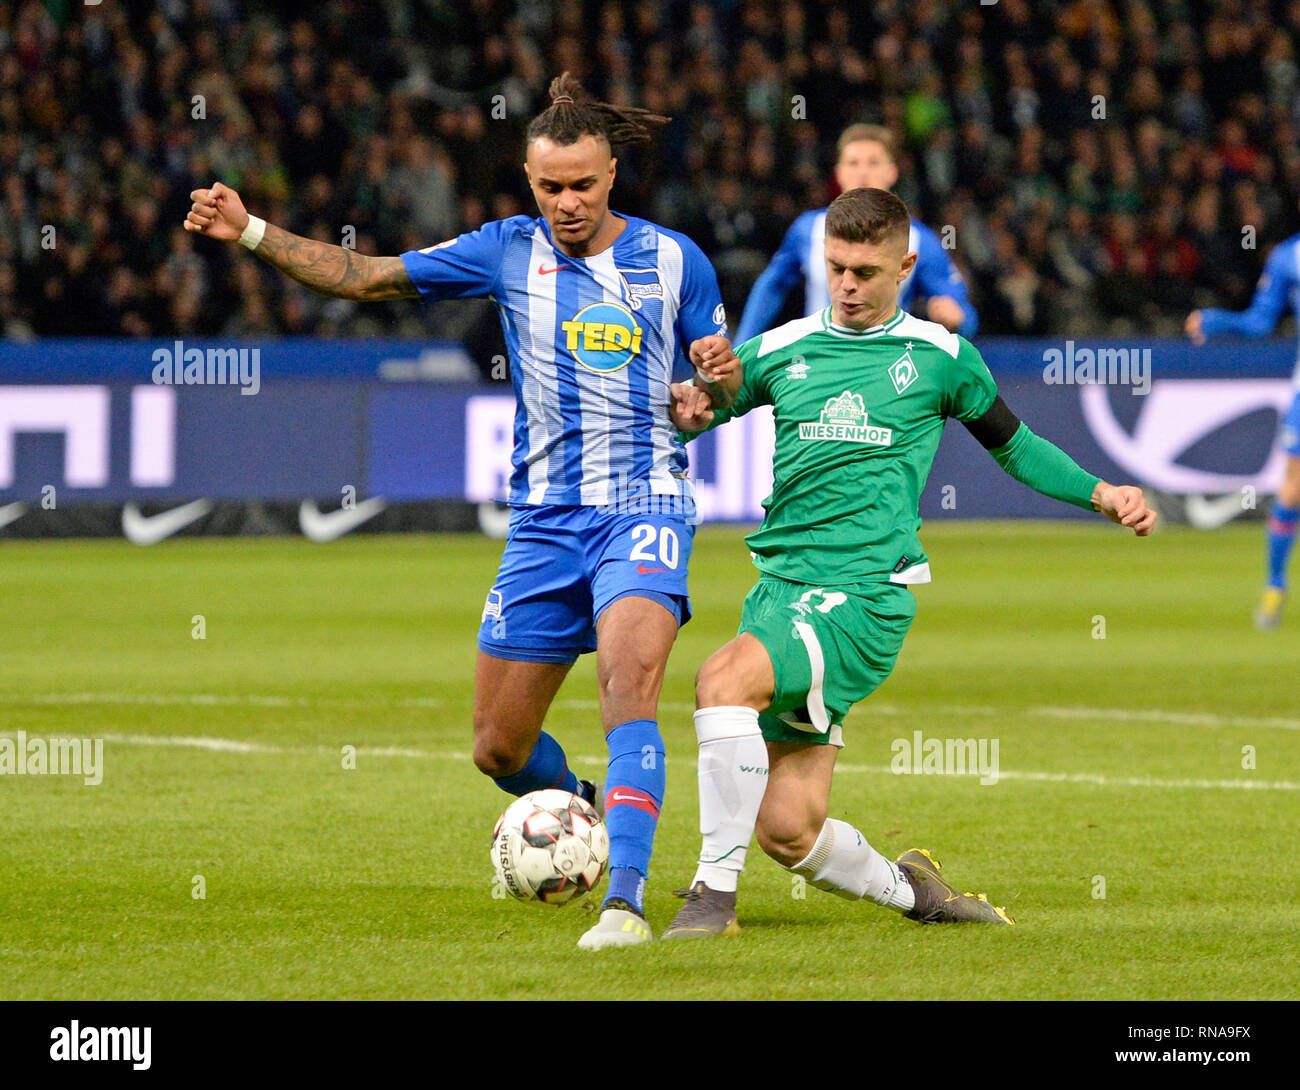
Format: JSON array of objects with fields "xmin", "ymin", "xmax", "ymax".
[
  {"xmin": 1282, "ymin": 389, "xmax": 1300, "ymax": 456},
  {"xmin": 477, "ymin": 505, "xmax": 694, "ymax": 665}
]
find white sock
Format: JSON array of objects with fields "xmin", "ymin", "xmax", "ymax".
[
  {"xmin": 789, "ymin": 818, "xmax": 916, "ymax": 913},
  {"xmin": 690, "ymin": 706, "xmax": 767, "ymax": 894}
]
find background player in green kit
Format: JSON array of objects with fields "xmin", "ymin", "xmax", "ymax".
[{"xmin": 664, "ymin": 188, "xmax": 1157, "ymax": 938}]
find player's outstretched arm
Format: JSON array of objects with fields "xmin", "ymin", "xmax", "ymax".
[
  {"xmin": 1186, "ymin": 242, "xmax": 1294, "ymax": 343},
  {"xmin": 183, "ymin": 182, "xmax": 417, "ymax": 301},
  {"xmin": 964, "ymin": 396, "xmax": 1156, "ymax": 536}
]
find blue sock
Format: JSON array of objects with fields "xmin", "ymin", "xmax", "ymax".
[
  {"xmin": 1266, "ymin": 503, "xmax": 1299, "ymax": 590},
  {"xmin": 492, "ymin": 732, "xmax": 580, "ymax": 797},
  {"xmin": 601, "ymin": 719, "xmax": 666, "ymax": 915}
]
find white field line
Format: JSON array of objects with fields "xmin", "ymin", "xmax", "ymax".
[
  {"xmin": 7, "ymin": 692, "xmax": 445, "ymax": 710},
  {"xmin": 557, "ymin": 698, "xmax": 1300, "ymax": 732},
  {"xmin": 0, "ymin": 731, "xmax": 1294, "ymax": 792},
  {"xmin": 3, "ymin": 691, "xmax": 1299, "ymax": 733}
]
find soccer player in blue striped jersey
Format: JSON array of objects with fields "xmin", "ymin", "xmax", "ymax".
[
  {"xmin": 184, "ymin": 73, "xmax": 738, "ymax": 949},
  {"xmin": 736, "ymin": 124, "xmax": 977, "ymax": 343},
  {"xmin": 1186, "ymin": 231, "xmax": 1300, "ymax": 628}
]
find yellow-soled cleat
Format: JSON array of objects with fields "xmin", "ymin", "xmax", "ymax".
[
  {"xmin": 662, "ymin": 881, "xmax": 742, "ymax": 940},
  {"xmin": 577, "ymin": 905, "xmax": 653, "ymax": 950},
  {"xmin": 896, "ymin": 848, "xmax": 1015, "ymax": 925},
  {"xmin": 1254, "ymin": 587, "xmax": 1285, "ymax": 630}
]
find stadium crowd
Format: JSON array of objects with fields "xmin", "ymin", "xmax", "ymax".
[{"xmin": 4, "ymin": 0, "xmax": 1300, "ymax": 358}]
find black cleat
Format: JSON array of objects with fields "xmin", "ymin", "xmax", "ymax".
[
  {"xmin": 896, "ymin": 848, "xmax": 1014, "ymax": 925},
  {"xmin": 578, "ymin": 780, "xmax": 604, "ymax": 818}
]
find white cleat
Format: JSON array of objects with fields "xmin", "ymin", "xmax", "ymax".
[{"xmin": 577, "ymin": 907, "xmax": 653, "ymax": 950}]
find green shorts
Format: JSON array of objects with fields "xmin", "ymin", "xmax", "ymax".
[{"xmin": 740, "ymin": 576, "xmax": 916, "ymax": 748}]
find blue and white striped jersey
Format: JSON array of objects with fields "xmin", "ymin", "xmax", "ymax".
[
  {"xmin": 401, "ymin": 213, "xmax": 727, "ymax": 506},
  {"xmin": 735, "ymin": 209, "xmax": 977, "ymax": 342},
  {"xmin": 1201, "ymin": 233, "xmax": 1300, "ymax": 387}
]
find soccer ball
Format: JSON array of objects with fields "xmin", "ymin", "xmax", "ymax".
[{"xmin": 491, "ymin": 789, "xmax": 609, "ymax": 905}]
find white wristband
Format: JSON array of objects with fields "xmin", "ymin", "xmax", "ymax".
[{"xmin": 238, "ymin": 215, "xmax": 266, "ymax": 250}]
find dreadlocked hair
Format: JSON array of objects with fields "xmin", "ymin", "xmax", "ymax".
[{"xmin": 526, "ymin": 72, "xmax": 670, "ymax": 149}]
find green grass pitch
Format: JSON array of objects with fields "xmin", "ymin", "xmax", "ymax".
[{"xmin": 0, "ymin": 522, "xmax": 1296, "ymax": 1000}]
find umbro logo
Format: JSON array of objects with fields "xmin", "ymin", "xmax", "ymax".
[{"xmin": 786, "ymin": 362, "xmax": 810, "ymax": 381}]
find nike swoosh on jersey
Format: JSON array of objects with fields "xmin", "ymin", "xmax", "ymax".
[
  {"xmin": 299, "ymin": 497, "xmax": 387, "ymax": 542},
  {"xmin": 122, "ymin": 499, "xmax": 214, "ymax": 546},
  {"xmin": 0, "ymin": 501, "xmax": 27, "ymax": 531},
  {"xmin": 537, "ymin": 264, "xmax": 564, "ymax": 275},
  {"xmin": 636, "ymin": 563, "xmax": 669, "ymax": 573}
]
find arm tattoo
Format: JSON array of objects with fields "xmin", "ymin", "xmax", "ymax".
[{"xmin": 252, "ymin": 224, "xmax": 418, "ymax": 301}]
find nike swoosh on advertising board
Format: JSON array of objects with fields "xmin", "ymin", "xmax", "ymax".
[
  {"xmin": 122, "ymin": 499, "xmax": 214, "ymax": 546},
  {"xmin": 1184, "ymin": 493, "xmax": 1251, "ymax": 530},
  {"xmin": 298, "ymin": 498, "xmax": 387, "ymax": 542},
  {"xmin": 1079, "ymin": 380, "xmax": 1293, "ymax": 494},
  {"xmin": 0, "ymin": 502, "xmax": 26, "ymax": 531}
]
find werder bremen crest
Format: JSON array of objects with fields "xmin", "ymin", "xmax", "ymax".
[
  {"xmin": 889, "ymin": 343, "xmax": 918, "ymax": 394},
  {"xmin": 799, "ymin": 390, "xmax": 893, "ymax": 445}
]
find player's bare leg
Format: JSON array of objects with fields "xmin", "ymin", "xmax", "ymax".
[
  {"xmin": 756, "ymin": 741, "xmax": 1011, "ymax": 924},
  {"xmin": 578, "ymin": 595, "xmax": 679, "ymax": 950},
  {"xmin": 663, "ymin": 634, "xmax": 772, "ymax": 939},
  {"xmin": 753, "ymin": 740, "xmax": 837, "ymax": 866},
  {"xmin": 755, "ymin": 739, "xmax": 912, "ymax": 910},
  {"xmin": 1256, "ymin": 453, "xmax": 1300, "ymax": 629},
  {"xmin": 757, "ymin": 741, "xmax": 916, "ymax": 912},
  {"xmin": 471, "ymin": 651, "xmax": 588, "ymax": 792},
  {"xmin": 593, "ymin": 594, "xmax": 678, "ymax": 733}
]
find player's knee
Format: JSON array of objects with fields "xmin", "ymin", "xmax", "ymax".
[
  {"xmin": 471, "ymin": 727, "xmax": 526, "ymax": 780},
  {"xmin": 598, "ymin": 661, "xmax": 662, "ymax": 713},
  {"xmin": 756, "ymin": 809, "xmax": 821, "ymax": 869},
  {"xmin": 695, "ymin": 652, "xmax": 741, "ymax": 707}
]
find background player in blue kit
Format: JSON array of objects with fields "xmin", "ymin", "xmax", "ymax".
[
  {"xmin": 184, "ymin": 73, "xmax": 738, "ymax": 949},
  {"xmin": 736, "ymin": 124, "xmax": 977, "ymax": 343},
  {"xmin": 1186, "ymin": 231, "xmax": 1300, "ymax": 629}
]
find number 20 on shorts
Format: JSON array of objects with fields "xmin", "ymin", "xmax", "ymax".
[{"xmin": 629, "ymin": 523, "xmax": 679, "ymax": 570}]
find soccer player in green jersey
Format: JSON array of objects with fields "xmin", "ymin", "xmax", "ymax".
[{"xmin": 662, "ymin": 188, "xmax": 1156, "ymax": 937}]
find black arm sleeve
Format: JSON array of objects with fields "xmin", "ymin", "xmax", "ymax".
[{"xmin": 961, "ymin": 394, "xmax": 1021, "ymax": 450}]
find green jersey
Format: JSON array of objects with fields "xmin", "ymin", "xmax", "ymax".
[{"xmin": 700, "ymin": 306, "xmax": 998, "ymax": 587}]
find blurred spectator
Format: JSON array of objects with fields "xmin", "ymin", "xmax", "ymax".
[{"xmin": 5, "ymin": 0, "xmax": 1300, "ymax": 340}]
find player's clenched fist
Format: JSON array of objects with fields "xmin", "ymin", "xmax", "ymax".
[
  {"xmin": 1092, "ymin": 482, "xmax": 1158, "ymax": 536},
  {"xmin": 669, "ymin": 382, "xmax": 714, "ymax": 433},
  {"xmin": 183, "ymin": 182, "xmax": 250, "ymax": 242},
  {"xmin": 689, "ymin": 334, "xmax": 738, "ymax": 383}
]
